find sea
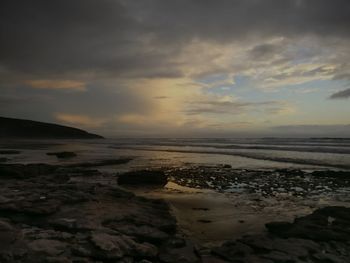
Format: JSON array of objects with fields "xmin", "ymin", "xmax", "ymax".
[{"xmin": 1, "ymin": 137, "xmax": 350, "ymax": 170}]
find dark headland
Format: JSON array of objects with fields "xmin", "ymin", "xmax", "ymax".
[{"xmin": 0, "ymin": 116, "xmax": 103, "ymax": 139}]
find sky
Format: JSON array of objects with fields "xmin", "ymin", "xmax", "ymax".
[{"xmin": 0, "ymin": 0, "xmax": 350, "ymax": 137}]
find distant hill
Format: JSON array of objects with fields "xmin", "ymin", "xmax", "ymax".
[{"xmin": 0, "ymin": 116, "xmax": 103, "ymax": 139}]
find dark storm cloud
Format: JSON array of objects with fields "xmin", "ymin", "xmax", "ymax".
[
  {"xmin": 1, "ymin": 0, "xmax": 350, "ymax": 78},
  {"xmin": 0, "ymin": 0, "xmax": 182, "ymax": 78},
  {"xmin": 0, "ymin": 0, "xmax": 128, "ymax": 74},
  {"xmin": 130, "ymin": 0, "xmax": 350, "ymax": 42},
  {"xmin": 329, "ymin": 88, "xmax": 350, "ymax": 99}
]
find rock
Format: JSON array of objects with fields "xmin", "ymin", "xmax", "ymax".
[
  {"xmin": 266, "ymin": 206, "xmax": 350, "ymax": 241},
  {"xmin": 0, "ymin": 219, "xmax": 18, "ymax": 246},
  {"xmin": 201, "ymin": 255, "xmax": 231, "ymax": 263},
  {"xmin": 0, "ymin": 165, "xmax": 23, "ymax": 178},
  {"xmin": 212, "ymin": 240, "xmax": 254, "ymax": 261},
  {"xmin": 111, "ymin": 188, "xmax": 135, "ymax": 198},
  {"xmin": 262, "ymin": 250, "xmax": 296, "ymax": 262},
  {"xmin": 104, "ymin": 211, "xmax": 176, "ymax": 235},
  {"xmin": 90, "ymin": 232, "xmax": 129, "ymax": 259},
  {"xmin": 312, "ymin": 252, "xmax": 347, "ymax": 263},
  {"xmin": 291, "ymin": 186, "xmax": 304, "ymax": 192},
  {"xmin": 159, "ymin": 239, "xmax": 199, "ymax": 263},
  {"xmin": 49, "ymin": 218, "xmax": 78, "ymax": 231},
  {"xmin": 29, "ymin": 229, "xmax": 73, "ymax": 241},
  {"xmin": 312, "ymin": 170, "xmax": 350, "ymax": 179},
  {"xmin": 47, "ymin": 152, "xmax": 77, "ymax": 159},
  {"xmin": 0, "ymin": 150, "xmax": 20, "ymax": 155},
  {"xmin": 45, "ymin": 257, "xmax": 72, "ymax": 263},
  {"xmin": 192, "ymin": 207, "xmax": 209, "ymax": 211},
  {"xmin": 135, "ymin": 242, "xmax": 158, "ymax": 258},
  {"xmin": 118, "ymin": 170, "xmax": 168, "ymax": 187},
  {"xmin": 22, "ymin": 199, "xmax": 62, "ymax": 215},
  {"xmin": 28, "ymin": 239, "xmax": 66, "ymax": 256},
  {"xmin": 0, "ymin": 163, "xmax": 58, "ymax": 179},
  {"xmin": 213, "ymin": 236, "xmax": 322, "ymax": 262},
  {"xmin": 71, "ymin": 158, "xmax": 132, "ymax": 168},
  {"xmin": 265, "ymin": 221, "xmax": 292, "ymax": 234},
  {"xmin": 197, "ymin": 219, "xmax": 212, "ymax": 223},
  {"xmin": 169, "ymin": 166, "xmax": 350, "ymax": 197},
  {"xmin": 90, "ymin": 232, "xmax": 157, "ymax": 260},
  {"xmin": 23, "ymin": 163, "xmax": 58, "ymax": 177},
  {"xmin": 0, "ymin": 163, "xmax": 180, "ymax": 262},
  {"xmin": 213, "ymin": 207, "xmax": 350, "ymax": 262},
  {"xmin": 105, "ymin": 223, "xmax": 169, "ymax": 243},
  {"xmin": 166, "ymin": 237, "xmax": 186, "ymax": 248},
  {"xmin": 241, "ymin": 235, "xmax": 320, "ymax": 258},
  {"xmin": 0, "ymin": 219, "xmax": 13, "ymax": 232},
  {"xmin": 4, "ymin": 162, "xmax": 349, "ymax": 262}
]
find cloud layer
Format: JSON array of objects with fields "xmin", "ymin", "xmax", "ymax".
[{"xmin": 1, "ymin": 0, "xmax": 350, "ymax": 136}]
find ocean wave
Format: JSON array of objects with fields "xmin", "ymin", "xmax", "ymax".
[{"xmin": 110, "ymin": 145, "xmax": 350, "ymax": 169}]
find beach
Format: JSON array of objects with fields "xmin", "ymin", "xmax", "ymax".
[{"xmin": 0, "ymin": 138, "xmax": 350, "ymax": 262}]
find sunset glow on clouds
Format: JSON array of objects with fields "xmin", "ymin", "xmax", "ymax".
[{"xmin": 1, "ymin": 0, "xmax": 350, "ymax": 137}]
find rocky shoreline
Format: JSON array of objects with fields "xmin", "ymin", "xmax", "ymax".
[
  {"xmin": 0, "ymin": 163, "xmax": 198, "ymax": 262},
  {"xmin": 167, "ymin": 165, "xmax": 350, "ymax": 198},
  {"xmin": 0, "ymin": 163, "xmax": 349, "ymax": 262}
]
